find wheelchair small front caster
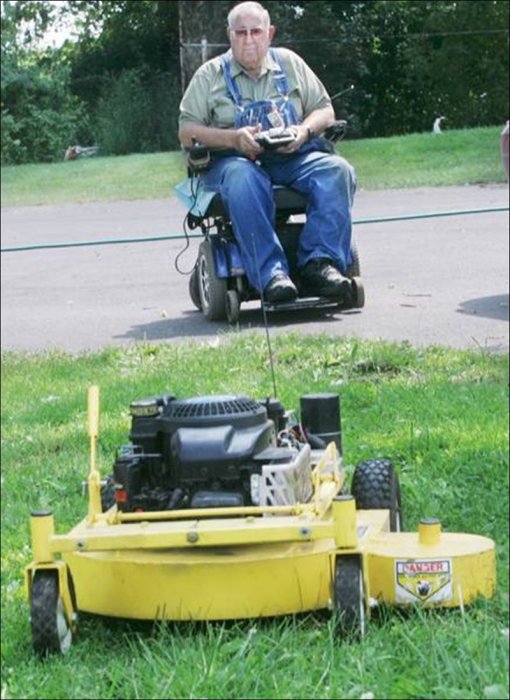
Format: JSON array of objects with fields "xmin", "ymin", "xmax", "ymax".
[
  {"xmin": 226, "ymin": 290, "xmax": 241, "ymax": 323},
  {"xmin": 350, "ymin": 277, "xmax": 365, "ymax": 309}
]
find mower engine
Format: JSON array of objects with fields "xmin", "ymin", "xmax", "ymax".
[{"xmin": 111, "ymin": 393, "xmax": 341, "ymax": 513}]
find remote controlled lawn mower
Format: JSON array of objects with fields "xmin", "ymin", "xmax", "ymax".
[
  {"xmin": 175, "ymin": 121, "xmax": 365, "ymax": 324},
  {"xmin": 25, "ymin": 386, "xmax": 496, "ymax": 655}
]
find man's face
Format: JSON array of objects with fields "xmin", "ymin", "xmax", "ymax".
[{"xmin": 229, "ymin": 12, "xmax": 275, "ymax": 72}]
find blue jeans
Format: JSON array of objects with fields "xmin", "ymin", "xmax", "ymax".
[{"xmin": 201, "ymin": 148, "xmax": 357, "ymax": 292}]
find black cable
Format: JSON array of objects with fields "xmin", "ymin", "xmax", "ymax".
[{"xmin": 174, "ymin": 173, "xmax": 202, "ymax": 276}]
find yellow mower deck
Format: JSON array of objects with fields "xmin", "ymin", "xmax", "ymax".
[
  {"xmin": 25, "ymin": 387, "xmax": 496, "ymax": 652},
  {"xmin": 27, "ymin": 504, "xmax": 495, "ymax": 624}
]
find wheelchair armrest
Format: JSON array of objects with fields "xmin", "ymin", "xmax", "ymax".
[{"xmin": 323, "ymin": 120, "xmax": 347, "ymax": 143}]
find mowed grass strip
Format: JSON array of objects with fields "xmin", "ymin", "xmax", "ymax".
[
  {"xmin": 1, "ymin": 335, "xmax": 508, "ymax": 699},
  {"xmin": 1, "ymin": 126, "xmax": 505, "ymax": 207}
]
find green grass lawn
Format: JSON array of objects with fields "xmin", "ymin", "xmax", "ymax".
[
  {"xmin": 1, "ymin": 335, "xmax": 508, "ymax": 699},
  {"xmin": 1, "ymin": 126, "xmax": 506, "ymax": 207}
]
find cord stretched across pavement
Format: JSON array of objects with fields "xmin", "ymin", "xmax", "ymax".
[{"xmin": 1, "ymin": 206, "xmax": 508, "ymax": 253}]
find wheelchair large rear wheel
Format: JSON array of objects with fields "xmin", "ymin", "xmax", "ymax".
[
  {"xmin": 189, "ymin": 263, "xmax": 202, "ymax": 310},
  {"xmin": 197, "ymin": 240, "xmax": 227, "ymax": 321}
]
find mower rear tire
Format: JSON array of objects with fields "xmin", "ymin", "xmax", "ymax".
[
  {"xmin": 30, "ymin": 571, "xmax": 72, "ymax": 656},
  {"xmin": 351, "ymin": 458, "xmax": 403, "ymax": 531},
  {"xmin": 197, "ymin": 240, "xmax": 227, "ymax": 321},
  {"xmin": 333, "ymin": 555, "xmax": 365, "ymax": 638}
]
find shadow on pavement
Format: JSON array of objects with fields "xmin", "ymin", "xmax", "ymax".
[
  {"xmin": 115, "ymin": 305, "xmax": 358, "ymax": 343},
  {"xmin": 457, "ymin": 294, "xmax": 509, "ymax": 322}
]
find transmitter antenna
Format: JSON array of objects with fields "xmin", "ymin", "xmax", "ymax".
[
  {"xmin": 330, "ymin": 84, "xmax": 355, "ymax": 102},
  {"xmin": 251, "ymin": 233, "xmax": 278, "ymax": 398}
]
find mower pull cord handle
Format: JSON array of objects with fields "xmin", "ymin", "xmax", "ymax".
[{"xmin": 87, "ymin": 385, "xmax": 102, "ymax": 522}]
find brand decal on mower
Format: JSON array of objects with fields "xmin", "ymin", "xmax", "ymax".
[{"xmin": 395, "ymin": 559, "xmax": 453, "ymax": 603}]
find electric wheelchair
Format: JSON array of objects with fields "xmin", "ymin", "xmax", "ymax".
[{"xmin": 175, "ymin": 121, "xmax": 364, "ymax": 324}]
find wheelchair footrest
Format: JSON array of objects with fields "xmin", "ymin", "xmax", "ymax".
[{"xmin": 263, "ymin": 297, "xmax": 344, "ymax": 313}]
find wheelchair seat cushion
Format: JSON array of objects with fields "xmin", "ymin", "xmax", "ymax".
[{"xmin": 175, "ymin": 178, "xmax": 307, "ymax": 219}]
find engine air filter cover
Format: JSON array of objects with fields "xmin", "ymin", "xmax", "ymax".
[{"xmin": 162, "ymin": 395, "xmax": 267, "ymax": 430}]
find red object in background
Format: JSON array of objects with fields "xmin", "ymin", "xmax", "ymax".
[{"xmin": 501, "ymin": 122, "xmax": 509, "ymax": 180}]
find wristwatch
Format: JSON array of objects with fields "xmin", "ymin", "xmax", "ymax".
[{"xmin": 306, "ymin": 126, "xmax": 316, "ymax": 141}]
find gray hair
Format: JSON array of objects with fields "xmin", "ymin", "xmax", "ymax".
[{"xmin": 227, "ymin": 2, "xmax": 270, "ymax": 29}]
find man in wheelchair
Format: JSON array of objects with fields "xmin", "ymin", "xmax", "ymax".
[{"xmin": 178, "ymin": 1, "xmax": 357, "ymax": 309}]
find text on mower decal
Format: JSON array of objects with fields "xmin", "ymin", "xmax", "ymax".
[{"xmin": 397, "ymin": 560, "xmax": 449, "ymax": 575}]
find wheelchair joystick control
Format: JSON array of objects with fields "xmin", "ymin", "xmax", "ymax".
[{"xmin": 188, "ymin": 138, "xmax": 211, "ymax": 172}]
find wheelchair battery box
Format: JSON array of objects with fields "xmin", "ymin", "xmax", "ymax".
[{"xmin": 255, "ymin": 128, "xmax": 296, "ymax": 151}]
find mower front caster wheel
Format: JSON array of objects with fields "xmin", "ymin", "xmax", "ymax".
[
  {"xmin": 30, "ymin": 571, "xmax": 72, "ymax": 656},
  {"xmin": 333, "ymin": 555, "xmax": 366, "ymax": 638}
]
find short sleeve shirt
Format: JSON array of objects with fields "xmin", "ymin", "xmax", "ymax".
[{"xmin": 179, "ymin": 47, "xmax": 332, "ymax": 129}]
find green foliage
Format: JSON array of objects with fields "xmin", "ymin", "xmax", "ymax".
[
  {"xmin": 1, "ymin": 71, "xmax": 91, "ymax": 164},
  {"xmin": 67, "ymin": 0, "xmax": 181, "ymax": 100},
  {"xmin": 266, "ymin": 0, "xmax": 509, "ymax": 136},
  {"xmin": 371, "ymin": 0, "xmax": 510, "ymax": 135},
  {"xmin": 1, "ymin": 0, "xmax": 508, "ymax": 162},
  {"xmin": 1, "ymin": 337, "xmax": 509, "ymax": 699},
  {"xmin": 94, "ymin": 68, "xmax": 181, "ymax": 155},
  {"xmin": 1, "ymin": 2, "xmax": 91, "ymax": 164}
]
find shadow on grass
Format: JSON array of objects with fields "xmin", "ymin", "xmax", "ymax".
[
  {"xmin": 77, "ymin": 608, "xmax": 354, "ymax": 644},
  {"xmin": 74, "ymin": 600, "xmax": 481, "ymax": 650}
]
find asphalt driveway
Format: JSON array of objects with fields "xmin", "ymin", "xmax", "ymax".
[{"xmin": 1, "ymin": 183, "xmax": 508, "ymax": 353}]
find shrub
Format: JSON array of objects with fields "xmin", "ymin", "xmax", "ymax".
[
  {"xmin": 93, "ymin": 68, "xmax": 181, "ymax": 155},
  {"xmin": 1, "ymin": 57, "xmax": 91, "ymax": 165}
]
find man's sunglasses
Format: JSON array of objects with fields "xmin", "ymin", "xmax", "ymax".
[{"xmin": 230, "ymin": 27, "xmax": 265, "ymax": 39}]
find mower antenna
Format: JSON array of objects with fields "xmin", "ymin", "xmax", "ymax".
[{"xmin": 251, "ymin": 233, "xmax": 278, "ymax": 398}]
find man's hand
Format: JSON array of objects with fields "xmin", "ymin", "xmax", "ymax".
[
  {"xmin": 275, "ymin": 124, "xmax": 309, "ymax": 154},
  {"xmin": 235, "ymin": 125, "xmax": 264, "ymax": 159}
]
